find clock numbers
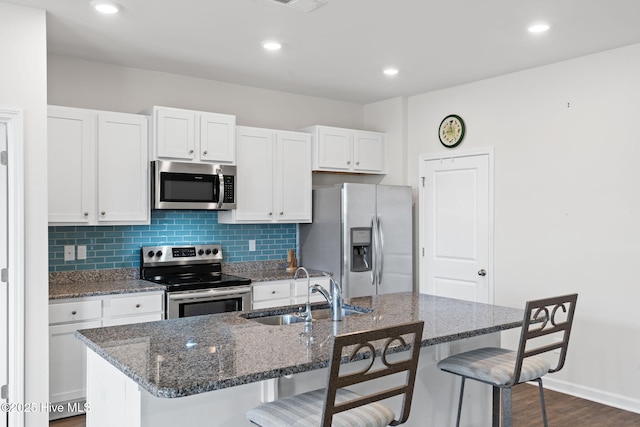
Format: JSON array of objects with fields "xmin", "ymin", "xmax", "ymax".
[{"xmin": 438, "ymin": 114, "xmax": 465, "ymax": 148}]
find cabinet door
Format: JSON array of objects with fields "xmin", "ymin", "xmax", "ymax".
[
  {"xmin": 199, "ymin": 113, "xmax": 236, "ymax": 163},
  {"xmin": 47, "ymin": 106, "xmax": 96, "ymax": 223},
  {"xmin": 276, "ymin": 132, "xmax": 312, "ymax": 223},
  {"xmin": 97, "ymin": 112, "xmax": 149, "ymax": 224},
  {"xmin": 316, "ymin": 127, "xmax": 352, "ymax": 171},
  {"xmin": 156, "ymin": 108, "xmax": 196, "ymax": 160},
  {"xmin": 353, "ymin": 131, "xmax": 385, "ymax": 173},
  {"xmin": 234, "ymin": 127, "xmax": 274, "ymax": 222},
  {"xmin": 49, "ymin": 320, "xmax": 102, "ymax": 404}
]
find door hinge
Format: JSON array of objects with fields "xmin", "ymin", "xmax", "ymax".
[
  {"xmin": 1, "ymin": 384, "xmax": 8, "ymax": 400},
  {"xmin": 0, "ymin": 268, "xmax": 6, "ymax": 283},
  {"xmin": 0, "ymin": 151, "xmax": 7, "ymax": 166}
]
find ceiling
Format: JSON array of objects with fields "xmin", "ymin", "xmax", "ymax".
[{"xmin": 7, "ymin": 0, "xmax": 640, "ymax": 104}]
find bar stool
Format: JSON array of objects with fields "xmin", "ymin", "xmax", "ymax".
[
  {"xmin": 247, "ymin": 320, "xmax": 424, "ymax": 427},
  {"xmin": 437, "ymin": 294, "xmax": 577, "ymax": 427}
]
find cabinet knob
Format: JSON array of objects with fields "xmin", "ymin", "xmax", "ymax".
[
  {"xmin": 71, "ymin": 311, "xmax": 77, "ymax": 315},
  {"xmin": 101, "ymin": 211, "xmax": 106, "ymax": 216},
  {"xmin": 279, "ymin": 212, "xmax": 284, "ymax": 215},
  {"xmin": 271, "ymin": 291, "xmax": 276, "ymax": 294},
  {"xmin": 84, "ymin": 212, "xmax": 89, "ymax": 217},
  {"xmin": 356, "ymin": 161, "xmax": 360, "ymax": 165},
  {"xmin": 189, "ymin": 149, "xmax": 194, "ymax": 155},
  {"xmin": 268, "ymin": 212, "xmax": 273, "ymax": 216},
  {"xmin": 347, "ymin": 161, "xmax": 351, "ymax": 165},
  {"xmin": 203, "ymin": 151, "xmax": 208, "ymax": 156},
  {"xmin": 135, "ymin": 304, "xmax": 141, "ymax": 308}
]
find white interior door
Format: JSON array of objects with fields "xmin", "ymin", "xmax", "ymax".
[
  {"xmin": 419, "ymin": 151, "xmax": 493, "ymax": 303},
  {"xmin": 0, "ymin": 121, "xmax": 8, "ymax": 427}
]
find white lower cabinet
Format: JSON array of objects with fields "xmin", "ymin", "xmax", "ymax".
[
  {"xmin": 252, "ymin": 277, "xmax": 330, "ymax": 310},
  {"xmin": 49, "ymin": 292, "xmax": 164, "ymax": 419}
]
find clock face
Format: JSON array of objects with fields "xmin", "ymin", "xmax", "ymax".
[{"xmin": 438, "ymin": 115, "xmax": 465, "ymax": 148}]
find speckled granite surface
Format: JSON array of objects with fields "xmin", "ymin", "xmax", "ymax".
[
  {"xmin": 49, "ymin": 261, "xmax": 325, "ymax": 300},
  {"xmin": 49, "ymin": 279, "xmax": 165, "ymax": 300},
  {"xmin": 75, "ymin": 292, "xmax": 525, "ymax": 399}
]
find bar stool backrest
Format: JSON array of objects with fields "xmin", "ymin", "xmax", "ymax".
[
  {"xmin": 511, "ymin": 293, "xmax": 578, "ymax": 387},
  {"xmin": 322, "ymin": 320, "xmax": 425, "ymax": 427}
]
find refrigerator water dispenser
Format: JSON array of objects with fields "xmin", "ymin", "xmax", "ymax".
[{"xmin": 350, "ymin": 227, "xmax": 372, "ymax": 272}]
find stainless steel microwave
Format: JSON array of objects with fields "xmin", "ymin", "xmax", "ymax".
[{"xmin": 152, "ymin": 160, "xmax": 236, "ymax": 210}]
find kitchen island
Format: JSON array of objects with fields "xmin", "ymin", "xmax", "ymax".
[{"xmin": 76, "ymin": 293, "xmax": 524, "ymax": 426}]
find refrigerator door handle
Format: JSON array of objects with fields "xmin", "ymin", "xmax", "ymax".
[
  {"xmin": 371, "ymin": 214, "xmax": 377, "ymax": 286},
  {"xmin": 377, "ymin": 214, "xmax": 384, "ymax": 285}
]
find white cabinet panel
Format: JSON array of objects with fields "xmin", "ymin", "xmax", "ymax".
[
  {"xmin": 49, "ymin": 320, "xmax": 102, "ymax": 404},
  {"xmin": 156, "ymin": 108, "xmax": 196, "ymax": 160},
  {"xmin": 109, "ymin": 293, "xmax": 163, "ymax": 318},
  {"xmin": 49, "ymin": 299, "xmax": 102, "ymax": 324},
  {"xmin": 97, "ymin": 112, "xmax": 149, "ymax": 223},
  {"xmin": 300, "ymin": 125, "xmax": 385, "ymax": 174},
  {"xmin": 253, "ymin": 280, "xmax": 290, "ymax": 302},
  {"xmin": 47, "ymin": 107, "xmax": 95, "ymax": 224},
  {"xmin": 199, "ymin": 112, "xmax": 235, "ymax": 163},
  {"xmin": 353, "ymin": 131, "xmax": 385, "ymax": 172},
  {"xmin": 150, "ymin": 106, "xmax": 236, "ymax": 164},
  {"xmin": 218, "ymin": 127, "xmax": 311, "ymax": 224},
  {"xmin": 47, "ymin": 106, "xmax": 149, "ymax": 226}
]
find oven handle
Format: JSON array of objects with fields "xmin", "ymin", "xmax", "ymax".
[{"xmin": 167, "ymin": 286, "xmax": 251, "ymax": 302}]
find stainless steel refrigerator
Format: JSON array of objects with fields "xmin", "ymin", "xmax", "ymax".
[{"xmin": 299, "ymin": 183, "xmax": 413, "ymax": 298}]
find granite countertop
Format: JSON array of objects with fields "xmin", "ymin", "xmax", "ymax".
[
  {"xmin": 75, "ymin": 292, "xmax": 525, "ymax": 399},
  {"xmin": 50, "ymin": 279, "xmax": 166, "ymax": 300},
  {"xmin": 240, "ymin": 268, "xmax": 327, "ymax": 283}
]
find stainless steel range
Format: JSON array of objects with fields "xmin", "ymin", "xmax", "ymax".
[{"xmin": 141, "ymin": 244, "xmax": 251, "ymax": 319}]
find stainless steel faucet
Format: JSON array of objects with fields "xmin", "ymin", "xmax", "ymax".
[
  {"xmin": 311, "ymin": 273, "xmax": 343, "ymax": 321},
  {"xmin": 294, "ymin": 267, "xmax": 313, "ymax": 323}
]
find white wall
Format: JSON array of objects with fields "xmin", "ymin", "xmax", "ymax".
[
  {"xmin": 408, "ymin": 43, "xmax": 640, "ymax": 411},
  {"xmin": 0, "ymin": 2, "xmax": 49, "ymax": 425},
  {"xmin": 48, "ymin": 55, "xmax": 364, "ymax": 131}
]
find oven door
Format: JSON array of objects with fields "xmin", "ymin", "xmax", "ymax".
[{"xmin": 166, "ymin": 286, "xmax": 251, "ymax": 319}]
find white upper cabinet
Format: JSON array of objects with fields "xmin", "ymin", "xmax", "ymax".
[
  {"xmin": 218, "ymin": 126, "xmax": 311, "ymax": 224},
  {"xmin": 300, "ymin": 125, "xmax": 386, "ymax": 174},
  {"xmin": 148, "ymin": 106, "xmax": 235, "ymax": 164},
  {"xmin": 48, "ymin": 106, "xmax": 149, "ymax": 226}
]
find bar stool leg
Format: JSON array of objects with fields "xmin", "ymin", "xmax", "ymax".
[
  {"xmin": 536, "ymin": 378, "xmax": 548, "ymax": 427},
  {"xmin": 455, "ymin": 377, "xmax": 466, "ymax": 427}
]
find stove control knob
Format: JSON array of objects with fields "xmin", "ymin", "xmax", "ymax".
[
  {"xmin": 212, "ymin": 248, "xmax": 219, "ymax": 255},
  {"xmin": 156, "ymin": 251, "xmax": 163, "ymax": 258},
  {"xmin": 205, "ymin": 249, "xmax": 212, "ymax": 255},
  {"xmin": 198, "ymin": 249, "xmax": 204, "ymax": 256},
  {"xmin": 147, "ymin": 251, "xmax": 155, "ymax": 258}
]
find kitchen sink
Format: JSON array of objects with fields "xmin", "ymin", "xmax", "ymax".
[{"xmin": 244, "ymin": 306, "xmax": 371, "ymax": 326}]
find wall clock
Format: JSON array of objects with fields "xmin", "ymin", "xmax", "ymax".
[{"xmin": 438, "ymin": 114, "xmax": 465, "ymax": 148}]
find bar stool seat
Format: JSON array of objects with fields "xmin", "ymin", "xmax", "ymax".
[
  {"xmin": 246, "ymin": 388, "xmax": 395, "ymax": 427},
  {"xmin": 437, "ymin": 347, "xmax": 550, "ymax": 386}
]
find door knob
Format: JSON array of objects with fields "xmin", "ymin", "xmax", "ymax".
[{"xmin": 478, "ymin": 269, "xmax": 487, "ymax": 277}]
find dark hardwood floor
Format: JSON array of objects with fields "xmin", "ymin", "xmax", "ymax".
[{"xmin": 50, "ymin": 384, "xmax": 640, "ymax": 426}]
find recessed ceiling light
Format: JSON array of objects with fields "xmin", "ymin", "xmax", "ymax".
[
  {"xmin": 91, "ymin": 1, "xmax": 121, "ymax": 14},
  {"xmin": 528, "ymin": 23, "xmax": 550, "ymax": 33},
  {"xmin": 383, "ymin": 68, "xmax": 399, "ymax": 76},
  {"xmin": 262, "ymin": 41, "xmax": 282, "ymax": 51}
]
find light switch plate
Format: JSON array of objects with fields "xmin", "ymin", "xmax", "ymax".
[
  {"xmin": 77, "ymin": 245, "xmax": 87, "ymax": 260},
  {"xmin": 249, "ymin": 240, "xmax": 256, "ymax": 252},
  {"xmin": 64, "ymin": 245, "xmax": 75, "ymax": 261}
]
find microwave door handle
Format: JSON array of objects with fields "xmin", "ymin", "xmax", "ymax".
[{"xmin": 216, "ymin": 168, "xmax": 224, "ymax": 209}]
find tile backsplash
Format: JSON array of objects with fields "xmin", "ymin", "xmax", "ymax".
[{"xmin": 48, "ymin": 210, "xmax": 296, "ymax": 272}]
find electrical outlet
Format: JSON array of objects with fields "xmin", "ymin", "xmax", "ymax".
[
  {"xmin": 249, "ymin": 240, "xmax": 256, "ymax": 252},
  {"xmin": 64, "ymin": 245, "xmax": 75, "ymax": 261},
  {"xmin": 77, "ymin": 245, "xmax": 87, "ymax": 260}
]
